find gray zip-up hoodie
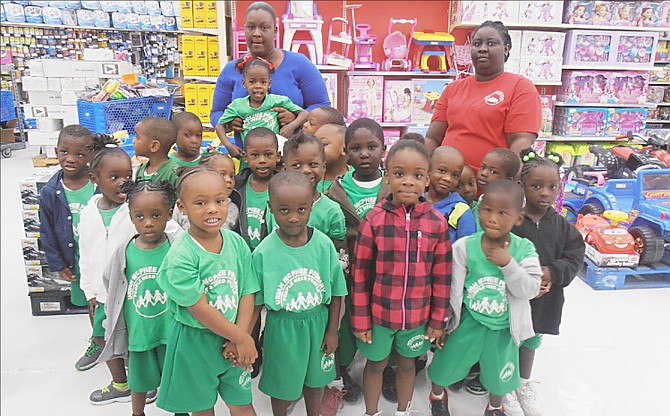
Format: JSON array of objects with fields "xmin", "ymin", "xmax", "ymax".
[{"xmin": 97, "ymin": 227, "xmax": 183, "ymax": 363}]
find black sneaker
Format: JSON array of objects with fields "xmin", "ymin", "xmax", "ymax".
[
  {"xmin": 484, "ymin": 406, "xmax": 508, "ymax": 416},
  {"xmin": 429, "ymin": 393, "xmax": 450, "ymax": 416},
  {"xmin": 381, "ymin": 366, "xmax": 397, "ymax": 403},
  {"xmin": 466, "ymin": 375, "xmax": 488, "ymax": 395},
  {"xmin": 341, "ymin": 370, "xmax": 362, "ymax": 402}
]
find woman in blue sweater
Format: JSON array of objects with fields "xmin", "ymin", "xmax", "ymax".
[{"xmin": 210, "ymin": 1, "xmax": 331, "ymax": 157}]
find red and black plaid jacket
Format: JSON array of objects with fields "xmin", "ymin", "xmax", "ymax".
[{"xmin": 350, "ymin": 196, "xmax": 452, "ymax": 332}]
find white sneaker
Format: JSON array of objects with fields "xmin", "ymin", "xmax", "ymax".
[
  {"xmin": 502, "ymin": 391, "xmax": 524, "ymax": 416},
  {"xmin": 395, "ymin": 401, "xmax": 415, "ymax": 416},
  {"xmin": 516, "ymin": 380, "xmax": 543, "ymax": 416}
]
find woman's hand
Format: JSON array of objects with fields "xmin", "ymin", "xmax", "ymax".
[
  {"xmin": 58, "ymin": 267, "xmax": 76, "ymax": 282},
  {"xmin": 225, "ymin": 142, "xmax": 244, "ymax": 159},
  {"xmin": 230, "ymin": 117, "xmax": 245, "ymax": 133},
  {"xmin": 272, "ymin": 106, "xmax": 297, "ymax": 126}
]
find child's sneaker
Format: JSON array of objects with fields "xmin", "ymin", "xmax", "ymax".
[
  {"xmin": 516, "ymin": 380, "xmax": 543, "ymax": 416},
  {"xmin": 394, "ymin": 401, "xmax": 414, "ymax": 416},
  {"xmin": 89, "ymin": 382, "xmax": 131, "ymax": 405},
  {"xmin": 320, "ymin": 379, "xmax": 346, "ymax": 416},
  {"xmin": 342, "ymin": 371, "xmax": 362, "ymax": 402},
  {"xmin": 429, "ymin": 391, "xmax": 450, "ymax": 416},
  {"xmin": 501, "ymin": 391, "xmax": 523, "ymax": 416},
  {"xmin": 483, "ymin": 405, "xmax": 508, "ymax": 416},
  {"xmin": 465, "ymin": 375, "xmax": 488, "ymax": 395},
  {"xmin": 74, "ymin": 338, "xmax": 101, "ymax": 371},
  {"xmin": 145, "ymin": 388, "xmax": 157, "ymax": 404},
  {"xmin": 381, "ymin": 367, "xmax": 397, "ymax": 402}
]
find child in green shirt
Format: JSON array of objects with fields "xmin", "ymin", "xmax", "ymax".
[
  {"xmin": 134, "ymin": 116, "xmax": 179, "ymax": 187},
  {"xmin": 252, "ymin": 171, "xmax": 347, "ymax": 415},
  {"xmin": 314, "ymin": 123, "xmax": 349, "ymax": 193},
  {"xmin": 156, "ymin": 165, "xmax": 259, "ymax": 415},
  {"xmin": 169, "ymin": 111, "xmax": 203, "ymax": 167}
]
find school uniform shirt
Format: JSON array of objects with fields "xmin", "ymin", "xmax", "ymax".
[
  {"xmin": 135, "ymin": 158, "xmax": 179, "ymax": 188},
  {"xmin": 156, "ymin": 229, "xmax": 259, "ymax": 330},
  {"xmin": 245, "ymin": 180, "xmax": 268, "ymax": 251},
  {"xmin": 79, "ymin": 195, "xmax": 137, "ymax": 304},
  {"xmin": 252, "ymin": 229, "xmax": 348, "ymax": 312},
  {"xmin": 219, "ymin": 93, "xmax": 303, "ymax": 140},
  {"xmin": 350, "ymin": 196, "xmax": 452, "ymax": 332},
  {"xmin": 99, "ymin": 228, "xmax": 183, "ymax": 363},
  {"xmin": 512, "ymin": 208, "xmax": 585, "ymax": 335},
  {"xmin": 265, "ymin": 194, "xmax": 346, "ymax": 241},
  {"xmin": 430, "ymin": 192, "xmax": 476, "ymax": 243},
  {"xmin": 339, "ymin": 170, "xmax": 384, "ymax": 218},
  {"xmin": 168, "ymin": 152, "xmax": 201, "ymax": 167},
  {"xmin": 449, "ymin": 232, "xmax": 542, "ymax": 345},
  {"xmin": 431, "ymin": 72, "xmax": 542, "ymax": 170}
]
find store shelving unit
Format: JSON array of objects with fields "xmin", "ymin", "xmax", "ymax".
[
  {"xmin": 1, "ymin": 21, "xmax": 183, "ymax": 34},
  {"xmin": 0, "ymin": 64, "xmax": 26, "ymax": 158}
]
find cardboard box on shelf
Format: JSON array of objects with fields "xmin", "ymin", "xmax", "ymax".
[
  {"xmin": 28, "ymin": 91, "xmax": 63, "ymax": 106},
  {"xmin": 28, "ymin": 60, "xmax": 45, "ymax": 77},
  {"xmin": 46, "ymin": 78, "xmax": 62, "ymax": 92},
  {"xmin": 60, "ymin": 78, "xmax": 88, "ymax": 91},
  {"xmin": 1, "ymin": 127, "xmax": 15, "ymax": 143},
  {"xmin": 181, "ymin": 36, "xmax": 196, "ymax": 76},
  {"xmin": 207, "ymin": 36, "xmax": 220, "ymax": 76},
  {"xmin": 197, "ymin": 83, "xmax": 212, "ymax": 123},
  {"xmin": 60, "ymin": 91, "xmax": 80, "ymax": 106},
  {"xmin": 28, "ymin": 130, "xmax": 60, "ymax": 147},
  {"xmin": 383, "ymin": 80, "xmax": 412, "ymax": 123},
  {"xmin": 82, "ymin": 48, "xmax": 115, "ymax": 62},
  {"xmin": 346, "ymin": 75, "xmax": 384, "ymax": 123},
  {"xmin": 41, "ymin": 60, "xmax": 133, "ymax": 78},
  {"xmin": 23, "ymin": 105, "xmax": 77, "ymax": 119},
  {"xmin": 37, "ymin": 118, "xmax": 63, "ymax": 133},
  {"xmin": 193, "ymin": 1, "xmax": 207, "ymax": 28},
  {"xmin": 21, "ymin": 76, "xmax": 48, "ymax": 91},
  {"xmin": 23, "ymin": 210, "xmax": 41, "ymax": 238},
  {"xmin": 194, "ymin": 36, "xmax": 208, "ymax": 75},
  {"xmin": 31, "ymin": 154, "xmax": 60, "ymax": 168},
  {"xmin": 184, "ymin": 83, "xmax": 198, "ymax": 115},
  {"xmin": 205, "ymin": 1, "xmax": 218, "ymax": 27},
  {"xmin": 21, "ymin": 238, "xmax": 47, "ymax": 266},
  {"xmin": 180, "ymin": 0, "xmax": 194, "ymax": 28},
  {"xmin": 410, "ymin": 78, "xmax": 451, "ymax": 125}
]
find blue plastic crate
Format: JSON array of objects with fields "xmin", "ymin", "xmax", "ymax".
[
  {"xmin": 77, "ymin": 95, "xmax": 174, "ymax": 136},
  {"xmin": 1, "ymin": 90, "xmax": 16, "ymax": 122}
]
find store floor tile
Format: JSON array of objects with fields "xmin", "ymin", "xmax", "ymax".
[{"xmin": 2, "ymin": 147, "xmax": 668, "ymax": 415}]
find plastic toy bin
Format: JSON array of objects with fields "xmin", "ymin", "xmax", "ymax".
[
  {"xmin": 76, "ymin": 95, "xmax": 174, "ymax": 136},
  {"xmin": 1, "ymin": 90, "xmax": 16, "ymax": 122}
]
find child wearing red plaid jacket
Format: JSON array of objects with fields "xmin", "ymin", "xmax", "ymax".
[{"xmin": 351, "ymin": 140, "xmax": 452, "ymax": 416}]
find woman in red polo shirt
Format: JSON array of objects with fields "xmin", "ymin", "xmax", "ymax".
[{"xmin": 425, "ymin": 21, "xmax": 541, "ymax": 170}]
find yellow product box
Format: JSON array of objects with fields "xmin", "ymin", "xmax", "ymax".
[
  {"xmin": 202, "ymin": 131, "xmax": 217, "ymax": 141},
  {"xmin": 207, "ymin": 36, "xmax": 220, "ymax": 76},
  {"xmin": 180, "ymin": 1, "xmax": 193, "ymax": 28},
  {"xmin": 193, "ymin": 1, "xmax": 207, "ymax": 28},
  {"xmin": 194, "ymin": 36, "xmax": 208, "ymax": 75},
  {"xmin": 184, "ymin": 84, "xmax": 198, "ymax": 114},
  {"xmin": 197, "ymin": 84, "xmax": 212, "ymax": 123},
  {"xmin": 205, "ymin": 1, "xmax": 218, "ymax": 28},
  {"xmin": 181, "ymin": 35, "xmax": 196, "ymax": 76}
]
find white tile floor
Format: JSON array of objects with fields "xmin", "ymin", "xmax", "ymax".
[{"xmin": 2, "ymin": 147, "xmax": 669, "ymax": 416}]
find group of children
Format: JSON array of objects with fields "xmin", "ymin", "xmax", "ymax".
[{"xmin": 37, "ymin": 52, "xmax": 585, "ymax": 416}]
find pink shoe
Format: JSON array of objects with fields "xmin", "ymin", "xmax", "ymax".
[{"xmin": 320, "ymin": 385, "xmax": 346, "ymax": 416}]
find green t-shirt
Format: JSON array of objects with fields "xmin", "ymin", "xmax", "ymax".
[
  {"xmin": 252, "ymin": 229, "xmax": 348, "ymax": 311},
  {"xmin": 340, "ymin": 170, "xmax": 383, "ymax": 218},
  {"xmin": 463, "ymin": 232, "xmax": 537, "ymax": 330},
  {"xmin": 317, "ymin": 179, "xmax": 334, "ymax": 193},
  {"xmin": 265, "ymin": 194, "xmax": 346, "ymax": 241},
  {"xmin": 99, "ymin": 205, "xmax": 121, "ymax": 228},
  {"xmin": 156, "ymin": 229, "xmax": 259, "ymax": 330},
  {"xmin": 135, "ymin": 158, "xmax": 179, "ymax": 188},
  {"xmin": 63, "ymin": 180, "xmax": 95, "ymax": 270},
  {"xmin": 169, "ymin": 152, "xmax": 201, "ymax": 167},
  {"xmin": 245, "ymin": 179, "xmax": 269, "ymax": 250},
  {"xmin": 124, "ymin": 239, "xmax": 171, "ymax": 351},
  {"xmin": 472, "ymin": 198, "xmax": 481, "ymax": 231},
  {"xmin": 218, "ymin": 93, "xmax": 303, "ymax": 140}
]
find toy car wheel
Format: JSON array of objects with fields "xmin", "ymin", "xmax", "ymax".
[
  {"xmin": 1, "ymin": 148, "xmax": 11, "ymax": 158},
  {"xmin": 629, "ymin": 226, "xmax": 665, "ymax": 265},
  {"xmin": 579, "ymin": 202, "xmax": 605, "ymax": 216}
]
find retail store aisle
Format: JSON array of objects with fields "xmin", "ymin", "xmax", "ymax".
[{"xmin": 2, "ymin": 147, "xmax": 668, "ymax": 416}]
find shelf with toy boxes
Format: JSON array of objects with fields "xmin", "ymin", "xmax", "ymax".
[
  {"xmin": 18, "ymin": 169, "xmax": 88, "ymax": 316},
  {"xmin": 449, "ymin": 1, "xmax": 565, "ymax": 29},
  {"xmin": 183, "ymin": 82, "xmax": 216, "ymax": 126},
  {"xmin": 507, "ymin": 30, "xmax": 566, "ymax": 83},
  {"xmin": 180, "ymin": 34, "xmax": 221, "ymax": 78},
  {"xmin": 553, "ymin": 105, "xmax": 650, "ymax": 138},
  {"xmin": 563, "ymin": 30, "xmax": 659, "ymax": 69}
]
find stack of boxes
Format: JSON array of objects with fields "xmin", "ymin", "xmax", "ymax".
[
  {"xmin": 181, "ymin": 34, "xmax": 220, "ymax": 77},
  {"xmin": 180, "ymin": 1, "xmax": 220, "ymax": 29},
  {"xmin": 21, "ymin": 59, "xmax": 133, "ymax": 153},
  {"xmin": 19, "ymin": 170, "xmax": 85, "ymax": 316},
  {"xmin": 184, "ymin": 82, "xmax": 216, "ymax": 126}
]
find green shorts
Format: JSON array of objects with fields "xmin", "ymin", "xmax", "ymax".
[
  {"xmin": 521, "ymin": 333, "xmax": 543, "ymax": 350},
  {"xmin": 157, "ymin": 321, "xmax": 252, "ymax": 413},
  {"xmin": 337, "ymin": 297, "xmax": 357, "ymax": 367},
  {"xmin": 356, "ymin": 323, "xmax": 430, "ymax": 362},
  {"xmin": 428, "ymin": 310, "xmax": 520, "ymax": 396},
  {"xmin": 259, "ymin": 306, "xmax": 335, "ymax": 401},
  {"xmin": 128, "ymin": 344, "xmax": 166, "ymax": 393},
  {"xmin": 92, "ymin": 302, "xmax": 106, "ymax": 338},
  {"xmin": 69, "ymin": 277, "xmax": 87, "ymax": 307}
]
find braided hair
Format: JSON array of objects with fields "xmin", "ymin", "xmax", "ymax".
[
  {"xmin": 473, "ymin": 20, "xmax": 513, "ymax": 62},
  {"xmin": 176, "ymin": 165, "xmax": 224, "ymax": 196},
  {"xmin": 519, "ymin": 147, "xmax": 565, "ymax": 213},
  {"xmin": 120, "ymin": 179, "xmax": 177, "ymax": 210},
  {"xmin": 89, "ymin": 133, "xmax": 130, "ymax": 174}
]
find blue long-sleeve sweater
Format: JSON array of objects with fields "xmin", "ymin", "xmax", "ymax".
[
  {"xmin": 430, "ymin": 192, "xmax": 477, "ymax": 243},
  {"xmin": 210, "ymin": 50, "xmax": 331, "ymax": 148}
]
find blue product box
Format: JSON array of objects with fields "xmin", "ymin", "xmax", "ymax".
[
  {"xmin": 76, "ymin": 9, "xmax": 94, "ymax": 26},
  {"xmin": 81, "ymin": 1, "xmax": 100, "ymax": 10},
  {"xmin": 99, "ymin": 1, "xmax": 116, "ymax": 12},
  {"xmin": 93, "ymin": 9, "xmax": 109, "ymax": 27},
  {"xmin": 5, "ymin": 3, "xmax": 26, "ymax": 22},
  {"xmin": 42, "ymin": 6, "xmax": 62, "ymax": 24},
  {"xmin": 24, "ymin": 6, "xmax": 43, "ymax": 23},
  {"xmin": 125, "ymin": 12, "xmax": 140, "ymax": 29}
]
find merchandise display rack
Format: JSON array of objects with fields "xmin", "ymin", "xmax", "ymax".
[
  {"xmin": 2, "ymin": 21, "xmax": 184, "ymax": 34},
  {"xmin": 0, "ymin": 63, "xmax": 26, "ymax": 158}
]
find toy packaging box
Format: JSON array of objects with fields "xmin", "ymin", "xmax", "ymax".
[
  {"xmin": 564, "ymin": 30, "xmax": 616, "ymax": 66},
  {"xmin": 553, "ymin": 106, "xmax": 608, "ymax": 137},
  {"xmin": 451, "ymin": 1, "xmax": 519, "ymax": 26},
  {"xmin": 563, "ymin": 1, "xmax": 595, "ymax": 24},
  {"xmin": 556, "ymin": 70, "xmax": 612, "ymax": 103},
  {"xmin": 519, "ymin": 57, "xmax": 563, "ymax": 83},
  {"xmin": 651, "ymin": 66, "xmax": 670, "ymax": 82},
  {"xmin": 321, "ymin": 73, "xmax": 338, "ymax": 111},
  {"xmin": 520, "ymin": 31, "xmax": 566, "ymax": 60},
  {"xmin": 505, "ymin": 30, "xmax": 522, "ymax": 74},
  {"xmin": 410, "ymin": 78, "xmax": 450, "ymax": 125},
  {"xmin": 584, "ymin": 243, "xmax": 640, "ymax": 267},
  {"xmin": 609, "ymin": 71, "xmax": 650, "ymax": 104},
  {"xmin": 606, "ymin": 108, "xmax": 648, "ymax": 135},
  {"xmin": 383, "ymin": 80, "xmax": 412, "ymax": 123},
  {"xmin": 613, "ymin": 32, "xmax": 658, "ymax": 68},
  {"xmin": 346, "ymin": 75, "xmax": 383, "ymax": 123},
  {"xmin": 647, "ymin": 85, "xmax": 667, "ymax": 103},
  {"xmin": 539, "ymin": 95, "xmax": 555, "ymax": 138},
  {"xmin": 517, "ymin": 1, "xmax": 563, "ymax": 25}
]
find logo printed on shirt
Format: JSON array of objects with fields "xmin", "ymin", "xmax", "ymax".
[
  {"xmin": 467, "ymin": 276, "xmax": 507, "ymax": 317},
  {"xmin": 246, "ymin": 207, "xmax": 265, "ymax": 241},
  {"xmin": 353, "ymin": 197, "xmax": 376, "ymax": 217},
  {"xmin": 499, "ymin": 361, "xmax": 515, "ymax": 382},
  {"xmin": 483, "ymin": 91, "xmax": 505, "ymax": 106},
  {"xmin": 407, "ymin": 334, "xmax": 425, "ymax": 351},
  {"xmin": 127, "ymin": 266, "xmax": 168, "ymax": 318},
  {"xmin": 275, "ymin": 268, "xmax": 326, "ymax": 312},
  {"xmin": 239, "ymin": 370, "xmax": 252, "ymax": 389},
  {"xmin": 321, "ymin": 353, "xmax": 335, "ymax": 372},
  {"xmin": 244, "ymin": 112, "xmax": 278, "ymax": 132},
  {"xmin": 204, "ymin": 270, "xmax": 239, "ymax": 318}
]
